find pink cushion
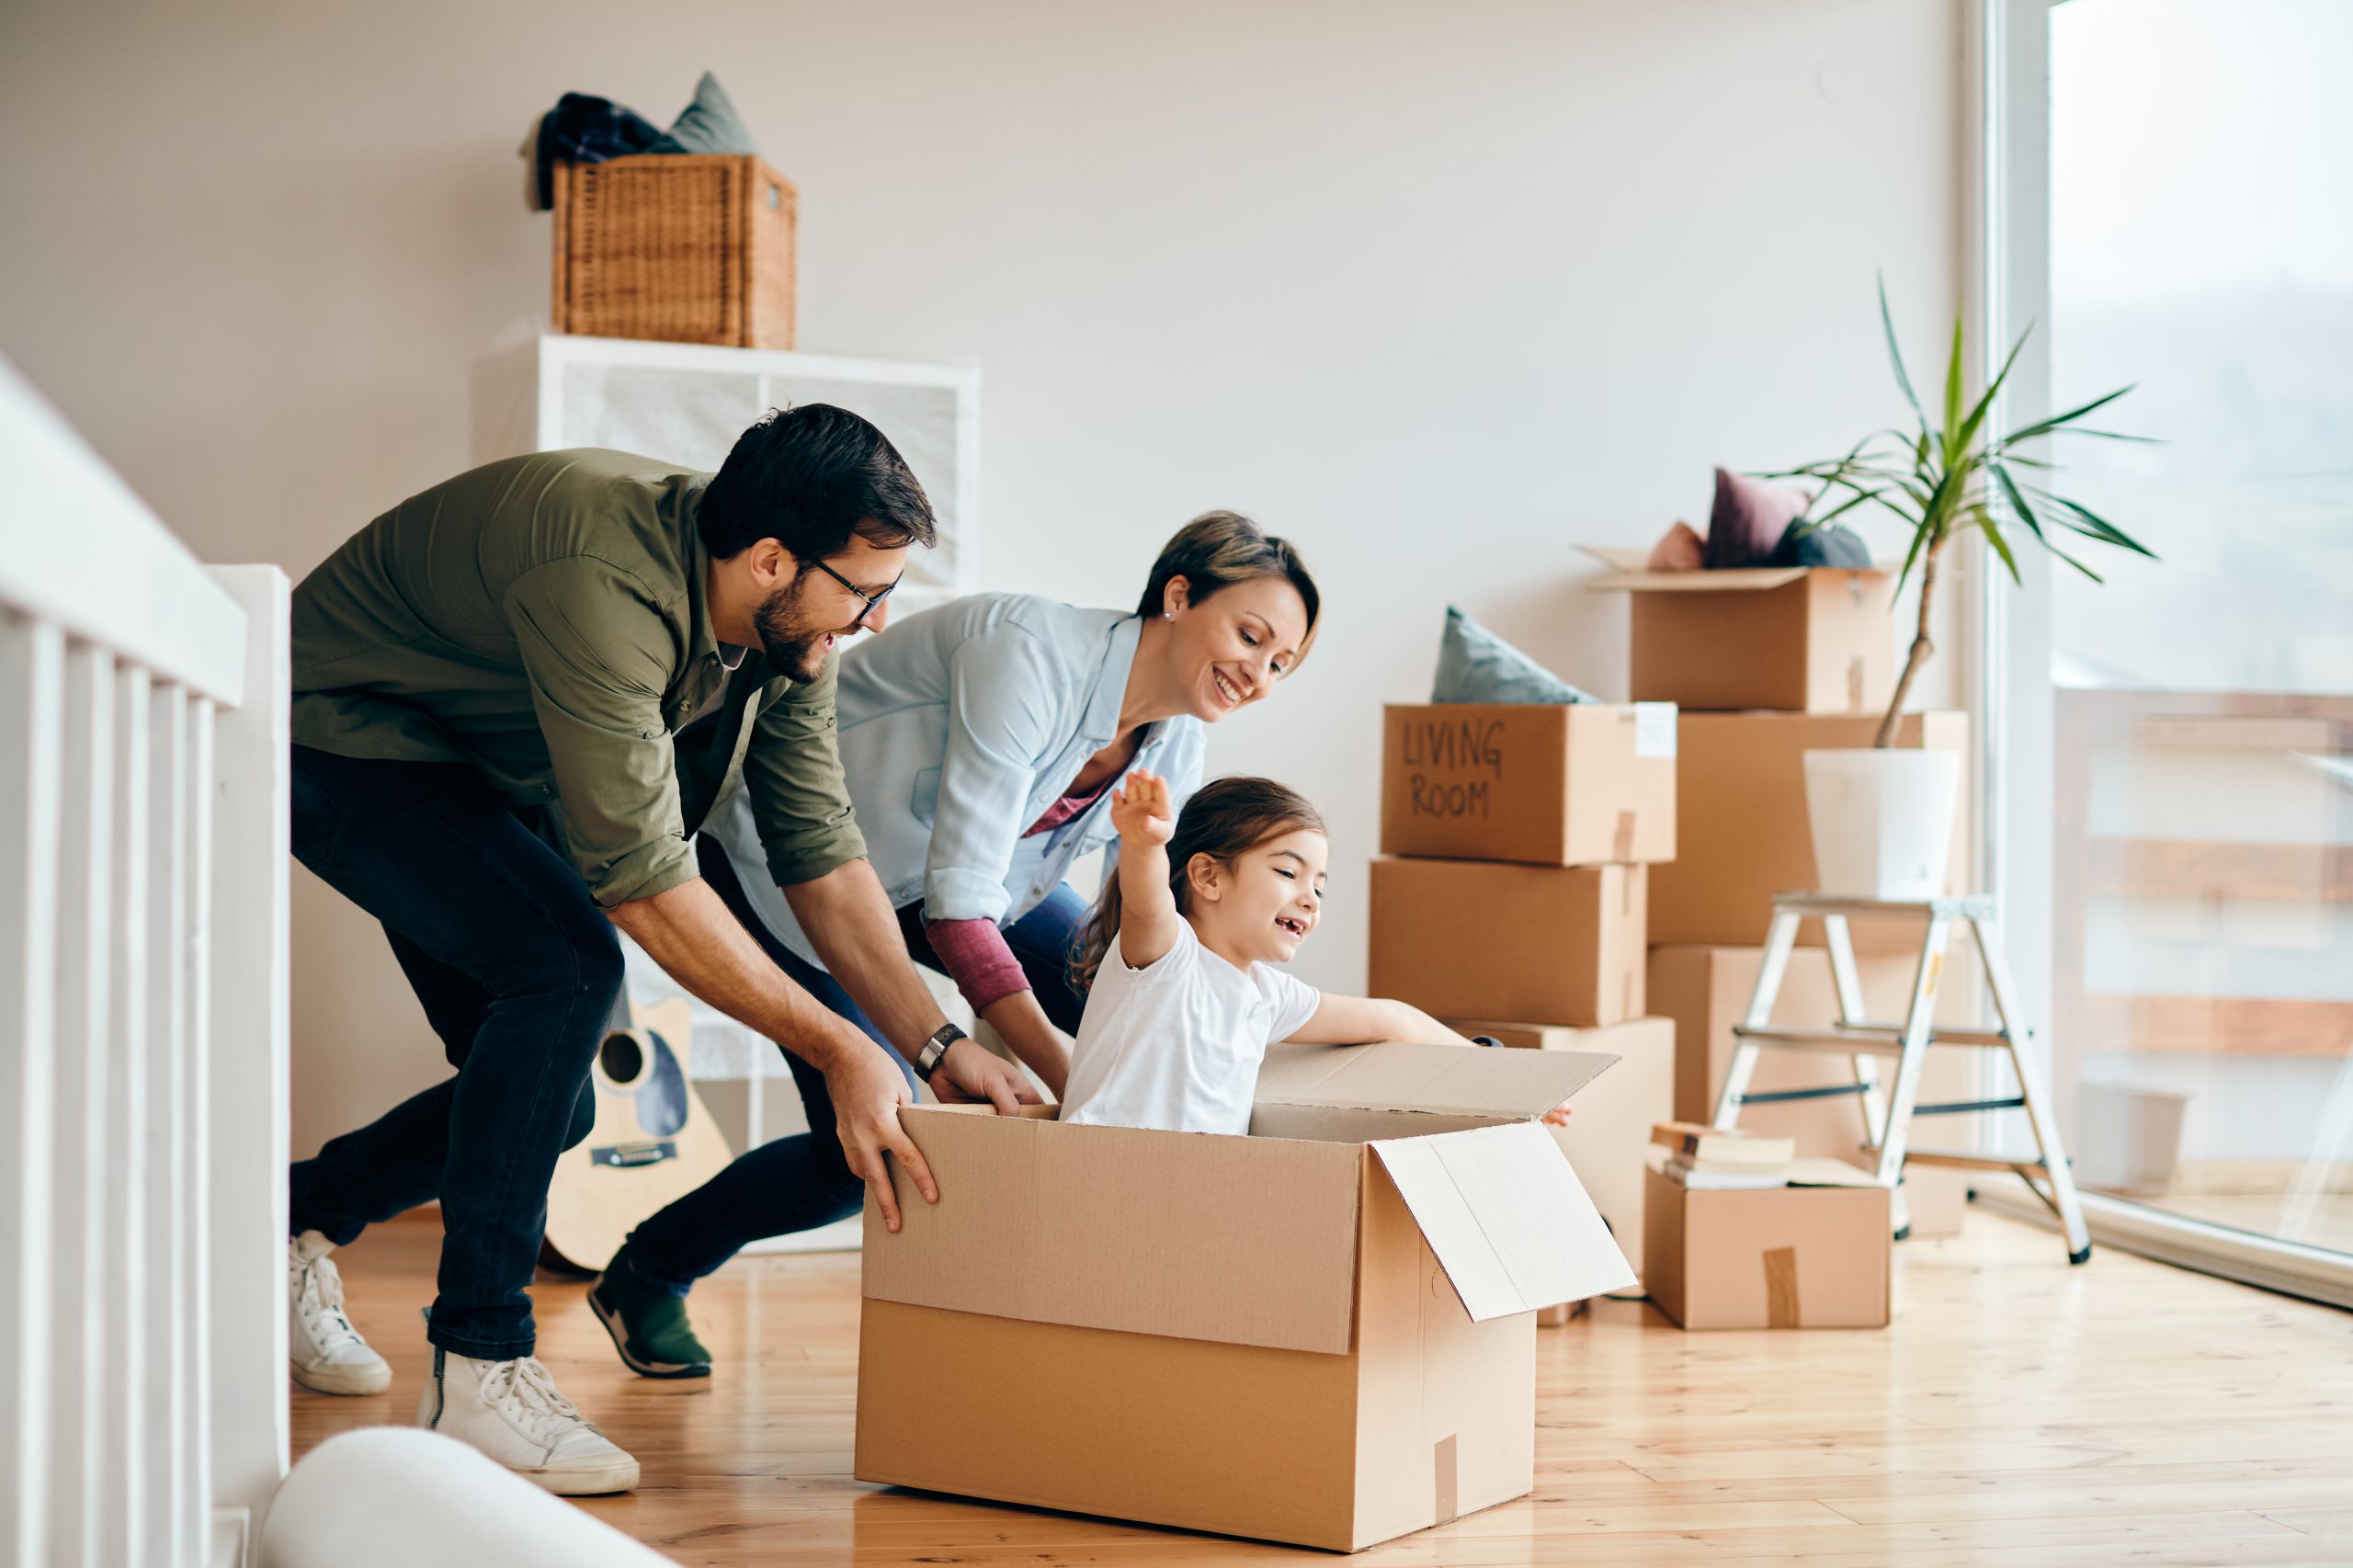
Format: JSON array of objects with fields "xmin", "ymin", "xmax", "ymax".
[
  {"xmin": 1705, "ymin": 467, "xmax": 1811, "ymax": 570},
  {"xmin": 1645, "ymin": 520, "xmax": 1706, "ymax": 572}
]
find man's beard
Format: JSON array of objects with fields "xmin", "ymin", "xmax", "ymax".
[{"xmin": 752, "ymin": 576, "xmax": 836, "ymax": 679}]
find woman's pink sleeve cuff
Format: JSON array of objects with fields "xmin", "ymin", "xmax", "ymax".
[{"xmin": 924, "ymin": 917, "xmax": 1033, "ymax": 1014}]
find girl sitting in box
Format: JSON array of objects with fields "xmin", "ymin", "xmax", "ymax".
[{"xmin": 1061, "ymin": 771, "xmax": 1483, "ymax": 1133}]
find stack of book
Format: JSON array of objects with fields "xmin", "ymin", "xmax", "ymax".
[{"xmin": 1649, "ymin": 1121, "xmax": 1795, "ymax": 1189}]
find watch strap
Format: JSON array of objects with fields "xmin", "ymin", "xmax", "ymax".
[{"xmin": 914, "ymin": 1022, "xmax": 968, "ymax": 1082}]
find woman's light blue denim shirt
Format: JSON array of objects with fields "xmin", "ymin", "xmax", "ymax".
[{"xmin": 703, "ymin": 593, "xmax": 1206, "ymax": 970}]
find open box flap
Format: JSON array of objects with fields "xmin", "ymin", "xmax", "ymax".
[
  {"xmin": 861, "ymin": 1105, "xmax": 1367, "ymax": 1355},
  {"xmin": 1576, "ymin": 542, "xmax": 1890, "ymax": 592},
  {"xmin": 1256, "ymin": 1040, "xmax": 1615, "ymax": 1120},
  {"xmin": 1372, "ymin": 1120, "xmax": 1636, "ymax": 1320}
]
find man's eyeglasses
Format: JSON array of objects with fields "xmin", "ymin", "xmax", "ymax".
[{"xmin": 807, "ymin": 557, "xmax": 901, "ymax": 627}]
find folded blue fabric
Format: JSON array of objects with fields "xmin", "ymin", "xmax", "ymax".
[
  {"xmin": 1431, "ymin": 607, "xmax": 1598, "ymax": 705},
  {"xmin": 650, "ymin": 71, "xmax": 759, "ymax": 155}
]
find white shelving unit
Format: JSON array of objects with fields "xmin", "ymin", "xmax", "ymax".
[
  {"xmin": 471, "ymin": 327, "xmax": 981, "ymax": 612},
  {"xmin": 470, "ymin": 328, "xmax": 983, "ymax": 1256}
]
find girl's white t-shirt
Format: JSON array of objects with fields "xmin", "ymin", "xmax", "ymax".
[{"xmin": 1059, "ymin": 918, "xmax": 1324, "ymax": 1135}]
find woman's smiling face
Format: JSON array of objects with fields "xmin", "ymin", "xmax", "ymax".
[{"xmin": 1160, "ymin": 574, "xmax": 1313, "ymax": 723}]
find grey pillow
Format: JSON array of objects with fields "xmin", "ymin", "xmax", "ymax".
[
  {"xmin": 1768, "ymin": 519, "xmax": 1873, "ymax": 569},
  {"xmin": 650, "ymin": 72, "xmax": 758, "ymax": 155},
  {"xmin": 1432, "ymin": 607, "xmax": 1599, "ymax": 705}
]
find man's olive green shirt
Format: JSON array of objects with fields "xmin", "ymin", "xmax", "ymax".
[{"xmin": 290, "ymin": 449, "xmax": 866, "ymax": 907}]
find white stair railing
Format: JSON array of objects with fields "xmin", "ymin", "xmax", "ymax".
[{"xmin": 1, "ymin": 357, "xmax": 290, "ymax": 1568}]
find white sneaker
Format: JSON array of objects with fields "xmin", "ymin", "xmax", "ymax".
[
  {"xmin": 415, "ymin": 1346, "xmax": 640, "ymax": 1495},
  {"xmin": 288, "ymin": 1232, "xmax": 392, "ymax": 1395}
]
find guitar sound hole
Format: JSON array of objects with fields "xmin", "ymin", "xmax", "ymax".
[{"xmin": 599, "ymin": 1031, "xmax": 644, "ymax": 1085}]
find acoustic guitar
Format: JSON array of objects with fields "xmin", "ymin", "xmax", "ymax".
[{"xmin": 541, "ymin": 997, "xmax": 735, "ymax": 1275}]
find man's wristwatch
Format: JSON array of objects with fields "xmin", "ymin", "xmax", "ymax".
[{"xmin": 913, "ymin": 1023, "xmax": 969, "ymax": 1084}]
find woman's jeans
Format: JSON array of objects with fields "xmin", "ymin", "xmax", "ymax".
[
  {"xmin": 284, "ymin": 746, "xmax": 623, "ymax": 1361},
  {"xmin": 619, "ymin": 835, "xmax": 1090, "ymax": 1290}
]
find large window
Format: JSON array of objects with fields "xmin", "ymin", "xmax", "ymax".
[{"xmin": 2039, "ymin": 0, "xmax": 2353, "ymax": 1254}]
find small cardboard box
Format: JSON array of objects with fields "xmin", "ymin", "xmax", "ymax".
[
  {"xmin": 1582, "ymin": 546, "xmax": 1897, "ymax": 713},
  {"xmin": 1379, "ymin": 702, "xmax": 1677, "ymax": 867},
  {"xmin": 1904, "ymin": 1167, "xmax": 1970, "ymax": 1238},
  {"xmin": 2075, "ymin": 1080, "xmax": 2190, "ymax": 1195},
  {"xmin": 1444, "ymin": 1017, "xmax": 1674, "ymax": 1276},
  {"xmin": 855, "ymin": 1040, "xmax": 1638, "ymax": 1552},
  {"xmin": 1648, "ymin": 710, "xmax": 1970, "ymax": 949},
  {"xmin": 1649, "ymin": 942, "xmax": 1984, "ymax": 1154},
  {"xmin": 1369, "ymin": 859, "xmax": 1646, "ymax": 1027},
  {"xmin": 1642, "ymin": 1164, "xmax": 1892, "ymax": 1329}
]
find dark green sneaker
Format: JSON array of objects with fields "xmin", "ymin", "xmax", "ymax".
[{"xmin": 589, "ymin": 1255, "xmax": 712, "ymax": 1380}]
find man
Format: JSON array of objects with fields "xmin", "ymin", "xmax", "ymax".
[{"xmin": 280, "ymin": 407, "xmax": 1037, "ymax": 1494}]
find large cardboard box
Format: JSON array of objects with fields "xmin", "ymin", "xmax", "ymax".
[
  {"xmin": 1642, "ymin": 1165, "xmax": 1892, "ymax": 1329},
  {"xmin": 1379, "ymin": 702, "xmax": 1677, "ymax": 867},
  {"xmin": 1369, "ymin": 859, "xmax": 1645, "ymax": 1027},
  {"xmin": 1582, "ymin": 548, "xmax": 1898, "ymax": 713},
  {"xmin": 855, "ymin": 1041, "xmax": 1638, "ymax": 1552},
  {"xmin": 1443, "ymin": 1018, "xmax": 1674, "ymax": 1277},
  {"xmin": 1648, "ymin": 710, "xmax": 1970, "ymax": 949}
]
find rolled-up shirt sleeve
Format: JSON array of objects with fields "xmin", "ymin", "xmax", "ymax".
[
  {"xmin": 505, "ymin": 558, "xmax": 697, "ymax": 908},
  {"xmin": 741, "ymin": 653, "xmax": 869, "ymax": 887}
]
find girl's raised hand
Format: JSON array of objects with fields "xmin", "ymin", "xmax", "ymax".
[{"xmin": 1110, "ymin": 769, "xmax": 1176, "ymax": 846}]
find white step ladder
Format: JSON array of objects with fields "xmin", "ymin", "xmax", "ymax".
[{"xmin": 1709, "ymin": 892, "xmax": 2092, "ymax": 1264}]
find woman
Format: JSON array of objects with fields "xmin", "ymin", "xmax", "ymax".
[{"xmin": 589, "ymin": 510, "xmax": 1320, "ymax": 1378}]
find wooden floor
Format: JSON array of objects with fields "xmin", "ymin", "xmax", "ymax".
[{"xmin": 294, "ymin": 1206, "xmax": 2353, "ymax": 1566}]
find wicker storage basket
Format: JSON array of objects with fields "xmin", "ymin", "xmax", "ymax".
[{"xmin": 551, "ymin": 153, "xmax": 796, "ymax": 349}]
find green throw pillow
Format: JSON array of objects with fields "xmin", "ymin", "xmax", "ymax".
[
  {"xmin": 1431, "ymin": 607, "xmax": 1598, "ymax": 705},
  {"xmin": 650, "ymin": 72, "xmax": 758, "ymax": 155}
]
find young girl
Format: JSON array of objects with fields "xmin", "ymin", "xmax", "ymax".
[{"xmin": 1060, "ymin": 771, "xmax": 1485, "ymax": 1134}]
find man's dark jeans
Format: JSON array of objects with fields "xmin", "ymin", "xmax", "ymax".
[
  {"xmin": 286, "ymin": 745, "xmax": 623, "ymax": 1361},
  {"xmin": 617, "ymin": 836, "xmax": 1089, "ymax": 1291}
]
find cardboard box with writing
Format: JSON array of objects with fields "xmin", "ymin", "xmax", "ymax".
[
  {"xmin": 1649, "ymin": 710, "xmax": 1970, "ymax": 949},
  {"xmin": 1443, "ymin": 1017, "xmax": 1673, "ymax": 1277},
  {"xmin": 1369, "ymin": 859, "xmax": 1645, "ymax": 1027},
  {"xmin": 856, "ymin": 1041, "xmax": 1637, "ymax": 1552},
  {"xmin": 1379, "ymin": 702, "xmax": 1677, "ymax": 867},
  {"xmin": 1581, "ymin": 547, "xmax": 1897, "ymax": 713},
  {"xmin": 1643, "ymin": 1165, "xmax": 1892, "ymax": 1329}
]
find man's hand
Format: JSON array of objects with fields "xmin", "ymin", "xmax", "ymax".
[
  {"xmin": 1110, "ymin": 769, "xmax": 1176, "ymax": 846},
  {"xmin": 928, "ymin": 1040, "xmax": 1045, "ymax": 1116},
  {"xmin": 824, "ymin": 1042, "xmax": 937, "ymax": 1233}
]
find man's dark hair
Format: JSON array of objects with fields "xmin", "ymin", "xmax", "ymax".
[{"xmin": 698, "ymin": 403, "xmax": 938, "ymax": 562}]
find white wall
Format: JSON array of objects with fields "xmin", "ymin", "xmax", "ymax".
[{"xmin": 0, "ymin": 0, "xmax": 1965, "ymax": 1153}]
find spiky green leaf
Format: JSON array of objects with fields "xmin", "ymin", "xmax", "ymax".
[
  {"xmin": 1974, "ymin": 505, "xmax": 2022, "ymax": 585},
  {"xmin": 1879, "ymin": 274, "xmax": 1927, "ymax": 435},
  {"xmin": 1996, "ymin": 385, "xmax": 2135, "ymax": 449}
]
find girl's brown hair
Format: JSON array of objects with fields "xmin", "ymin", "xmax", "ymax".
[
  {"xmin": 1072, "ymin": 776, "xmax": 1328, "ymax": 992},
  {"xmin": 1138, "ymin": 510, "xmax": 1323, "ymax": 670}
]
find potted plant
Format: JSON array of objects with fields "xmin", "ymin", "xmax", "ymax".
[{"xmin": 1771, "ymin": 282, "xmax": 2155, "ymax": 900}]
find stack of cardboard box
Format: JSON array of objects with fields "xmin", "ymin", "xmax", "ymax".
[
  {"xmin": 1588, "ymin": 547, "xmax": 1976, "ymax": 1257},
  {"xmin": 1364, "ymin": 701, "xmax": 1681, "ymax": 1306}
]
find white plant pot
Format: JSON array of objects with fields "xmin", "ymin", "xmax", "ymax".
[{"xmin": 1802, "ymin": 747, "xmax": 1961, "ymax": 901}]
